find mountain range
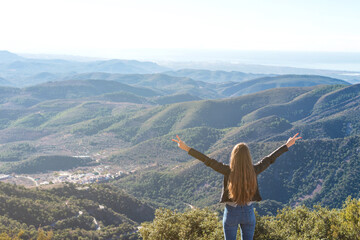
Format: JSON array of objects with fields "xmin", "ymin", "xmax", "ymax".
[
  {"xmin": 1, "ymin": 50, "xmax": 359, "ymax": 88},
  {"xmin": 0, "ymin": 50, "xmax": 359, "ymax": 237},
  {"xmin": 68, "ymin": 72, "xmax": 349, "ymax": 98},
  {"xmin": 0, "ymin": 51, "xmax": 169, "ymax": 87},
  {"xmin": 1, "ymin": 77, "xmax": 359, "ymax": 214}
]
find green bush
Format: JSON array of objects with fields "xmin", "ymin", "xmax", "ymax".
[
  {"xmin": 255, "ymin": 197, "xmax": 360, "ymax": 240},
  {"xmin": 140, "ymin": 208, "xmax": 223, "ymax": 240}
]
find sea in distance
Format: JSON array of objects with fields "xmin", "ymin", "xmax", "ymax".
[{"xmin": 103, "ymin": 49, "xmax": 360, "ymax": 72}]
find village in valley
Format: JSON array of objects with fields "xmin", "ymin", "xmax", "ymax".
[{"xmin": 0, "ymin": 164, "xmax": 127, "ymax": 188}]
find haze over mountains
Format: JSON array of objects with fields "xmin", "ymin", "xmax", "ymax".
[
  {"xmin": 1, "ymin": 50, "xmax": 360, "ymax": 88},
  {"xmin": 0, "ymin": 50, "xmax": 359, "ymax": 238},
  {"xmin": 0, "ymin": 51, "xmax": 169, "ymax": 87}
]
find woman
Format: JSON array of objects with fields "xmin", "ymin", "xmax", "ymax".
[{"xmin": 172, "ymin": 133, "xmax": 301, "ymax": 240}]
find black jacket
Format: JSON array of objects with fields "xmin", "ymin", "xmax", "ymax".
[{"xmin": 188, "ymin": 144, "xmax": 288, "ymax": 203}]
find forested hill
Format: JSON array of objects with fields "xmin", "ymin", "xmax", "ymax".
[{"xmin": 0, "ymin": 182, "xmax": 154, "ymax": 239}]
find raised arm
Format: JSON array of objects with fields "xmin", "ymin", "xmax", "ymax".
[
  {"xmin": 254, "ymin": 133, "xmax": 301, "ymax": 174},
  {"xmin": 172, "ymin": 135, "xmax": 229, "ymax": 175}
]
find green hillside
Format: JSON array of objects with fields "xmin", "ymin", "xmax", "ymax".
[
  {"xmin": 104, "ymin": 86, "xmax": 312, "ymax": 144},
  {"xmin": 0, "ymin": 155, "xmax": 96, "ymax": 174},
  {"xmin": 151, "ymin": 93, "xmax": 202, "ymax": 105},
  {"xmin": 95, "ymin": 91, "xmax": 148, "ymax": 104},
  {"xmin": 240, "ymin": 84, "xmax": 345, "ymax": 124},
  {"xmin": 107, "ymin": 126, "xmax": 227, "ymax": 166},
  {"xmin": 0, "ymin": 143, "xmax": 37, "ymax": 162},
  {"xmin": 0, "ymin": 182, "xmax": 154, "ymax": 239},
  {"xmin": 41, "ymin": 102, "xmax": 114, "ymax": 128}
]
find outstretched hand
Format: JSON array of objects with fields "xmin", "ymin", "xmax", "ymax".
[
  {"xmin": 172, "ymin": 135, "xmax": 191, "ymax": 152},
  {"xmin": 286, "ymin": 133, "xmax": 302, "ymax": 148}
]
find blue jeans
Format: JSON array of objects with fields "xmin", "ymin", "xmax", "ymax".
[{"xmin": 223, "ymin": 204, "xmax": 256, "ymax": 240}]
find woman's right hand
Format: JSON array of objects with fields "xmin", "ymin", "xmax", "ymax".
[{"xmin": 172, "ymin": 135, "xmax": 191, "ymax": 152}]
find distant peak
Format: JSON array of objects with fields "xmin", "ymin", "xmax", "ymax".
[
  {"xmin": 0, "ymin": 50, "xmax": 20, "ymax": 56},
  {"xmin": 0, "ymin": 50, "xmax": 24, "ymax": 62}
]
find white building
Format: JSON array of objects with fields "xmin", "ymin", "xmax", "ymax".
[{"xmin": 0, "ymin": 175, "xmax": 11, "ymax": 180}]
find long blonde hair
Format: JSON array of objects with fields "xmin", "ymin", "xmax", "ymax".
[{"xmin": 228, "ymin": 143, "xmax": 257, "ymax": 205}]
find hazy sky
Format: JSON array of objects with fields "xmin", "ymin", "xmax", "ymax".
[{"xmin": 1, "ymin": 0, "xmax": 359, "ymax": 58}]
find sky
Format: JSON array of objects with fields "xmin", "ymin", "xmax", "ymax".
[{"xmin": 1, "ymin": 0, "xmax": 359, "ymax": 59}]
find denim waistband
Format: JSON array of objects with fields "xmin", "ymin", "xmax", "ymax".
[{"xmin": 225, "ymin": 201, "xmax": 254, "ymax": 207}]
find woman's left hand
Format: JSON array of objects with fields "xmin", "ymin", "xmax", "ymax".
[{"xmin": 286, "ymin": 133, "xmax": 302, "ymax": 148}]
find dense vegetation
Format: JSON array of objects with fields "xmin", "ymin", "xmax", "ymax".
[
  {"xmin": 0, "ymin": 155, "xmax": 96, "ymax": 174},
  {"xmin": 0, "ymin": 182, "xmax": 154, "ymax": 239},
  {"xmin": 140, "ymin": 197, "xmax": 360, "ymax": 240},
  {"xmin": 0, "ymin": 143, "xmax": 37, "ymax": 162}
]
